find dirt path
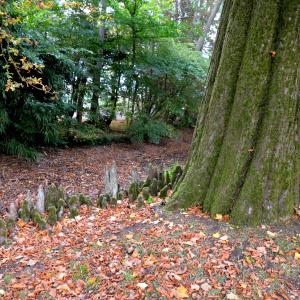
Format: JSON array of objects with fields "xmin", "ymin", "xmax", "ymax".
[{"xmin": 0, "ymin": 129, "xmax": 193, "ymax": 213}]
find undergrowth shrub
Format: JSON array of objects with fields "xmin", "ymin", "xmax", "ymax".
[{"xmin": 128, "ymin": 115, "xmax": 175, "ymax": 144}]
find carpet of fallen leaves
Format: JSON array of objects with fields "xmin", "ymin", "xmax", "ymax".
[
  {"xmin": 0, "ymin": 129, "xmax": 193, "ymax": 213},
  {"xmin": 0, "ymin": 199, "xmax": 299, "ymax": 300}
]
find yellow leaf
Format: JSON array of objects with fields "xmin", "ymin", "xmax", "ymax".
[
  {"xmin": 295, "ymin": 252, "xmax": 300, "ymax": 260},
  {"xmin": 215, "ymin": 214, "xmax": 223, "ymax": 220},
  {"xmin": 175, "ymin": 286, "xmax": 189, "ymax": 299},
  {"xmin": 213, "ymin": 232, "xmax": 220, "ymax": 238},
  {"xmin": 144, "ymin": 255, "xmax": 157, "ymax": 266},
  {"xmin": 125, "ymin": 233, "xmax": 134, "ymax": 240},
  {"xmin": 87, "ymin": 277, "xmax": 97, "ymax": 285},
  {"xmin": 245, "ymin": 256, "xmax": 253, "ymax": 264},
  {"xmin": 57, "ymin": 284, "xmax": 70, "ymax": 292}
]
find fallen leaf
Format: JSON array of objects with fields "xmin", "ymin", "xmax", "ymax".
[
  {"xmin": 220, "ymin": 235, "xmax": 229, "ymax": 241},
  {"xmin": 294, "ymin": 252, "xmax": 300, "ymax": 260},
  {"xmin": 57, "ymin": 273, "xmax": 66, "ymax": 280},
  {"xmin": 201, "ymin": 282, "xmax": 212, "ymax": 292},
  {"xmin": 144, "ymin": 255, "xmax": 157, "ymax": 266},
  {"xmin": 213, "ymin": 232, "xmax": 220, "ymax": 238},
  {"xmin": 267, "ymin": 231, "xmax": 277, "ymax": 238},
  {"xmin": 215, "ymin": 214, "xmax": 223, "ymax": 220},
  {"xmin": 125, "ymin": 233, "xmax": 134, "ymax": 240},
  {"xmin": 57, "ymin": 284, "xmax": 71, "ymax": 292},
  {"xmin": 257, "ymin": 247, "xmax": 267, "ymax": 255},
  {"xmin": 16, "ymin": 219, "xmax": 26, "ymax": 228},
  {"xmin": 191, "ymin": 284, "xmax": 200, "ymax": 291},
  {"xmin": 227, "ymin": 292, "xmax": 239, "ymax": 299},
  {"xmin": 87, "ymin": 277, "xmax": 97, "ymax": 285},
  {"xmin": 137, "ymin": 282, "xmax": 148, "ymax": 290},
  {"xmin": 11, "ymin": 283, "xmax": 27, "ymax": 289},
  {"xmin": 74, "ymin": 215, "xmax": 82, "ymax": 221},
  {"xmin": 27, "ymin": 259, "xmax": 37, "ymax": 266},
  {"xmin": 175, "ymin": 286, "xmax": 189, "ymax": 299}
]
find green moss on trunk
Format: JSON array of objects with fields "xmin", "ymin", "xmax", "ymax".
[
  {"xmin": 173, "ymin": 0, "xmax": 253, "ymax": 207},
  {"xmin": 171, "ymin": 0, "xmax": 299, "ymax": 225}
]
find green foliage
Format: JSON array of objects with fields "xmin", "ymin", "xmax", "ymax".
[
  {"xmin": 0, "ymin": 0, "xmax": 211, "ymax": 158},
  {"xmin": 128, "ymin": 115, "xmax": 175, "ymax": 144},
  {"xmin": 146, "ymin": 197, "xmax": 154, "ymax": 204},
  {"xmin": 0, "ymin": 1, "xmax": 74, "ymax": 158}
]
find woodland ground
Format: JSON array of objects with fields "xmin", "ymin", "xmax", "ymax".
[
  {"xmin": 0, "ymin": 201, "xmax": 299, "ymax": 299},
  {"xmin": 0, "ymin": 129, "xmax": 193, "ymax": 213},
  {"xmin": 0, "ymin": 129, "xmax": 299, "ymax": 299}
]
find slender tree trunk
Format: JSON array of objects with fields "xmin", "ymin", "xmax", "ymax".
[
  {"xmin": 171, "ymin": 0, "xmax": 299, "ymax": 225},
  {"xmin": 196, "ymin": 0, "xmax": 223, "ymax": 52},
  {"xmin": 90, "ymin": 0, "xmax": 107, "ymax": 119},
  {"xmin": 76, "ymin": 77, "xmax": 87, "ymax": 123},
  {"xmin": 90, "ymin": 73, "xmax": 99, "ymax": 116},
  {"xmin": 109, "ymin": 70, "xmax": 121, "ymax": 122}
]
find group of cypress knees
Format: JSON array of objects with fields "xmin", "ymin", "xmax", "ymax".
[{"xmin": 0, "ymin": 164, "xmax": 183, "ymax": 245}]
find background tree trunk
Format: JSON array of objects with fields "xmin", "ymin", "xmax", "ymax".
[
  {"xmin": 171, "ymin": 0, "xmax": 299, "ymax": 225},
  {"xmin": 90, "ymin": 0, "xmax": 107, "ymax": 118},
  {"xmin": 76, "ymin": 77, "xmax": 87, "ymax": 123},
  {"xmin": 195, "ymin": 0, "xmax": 223, "ymax": 52}
]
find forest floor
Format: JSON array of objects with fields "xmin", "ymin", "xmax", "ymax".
[
  {"xmin": 0, "ymin": 200, "xmax": 299, "ymax": 299},
  {"xmin": 0, "ymin": 128, "xmax": 193, "ymax": 213},
  {"xmin": 0, "ymin": 128, "xmax": 299, "ymax": 299}
]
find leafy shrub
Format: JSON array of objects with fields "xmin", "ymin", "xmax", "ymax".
[
  {"xmin": 88, "ymin": 109, "xmax": 113, "ymax": 130},
  {"xmin": 0, "ymin": 96, "xmax": 73, "ymax": 158},
  {"xmin": 128, "ymin": 115, "xmax": 175, "ymax": 144}
]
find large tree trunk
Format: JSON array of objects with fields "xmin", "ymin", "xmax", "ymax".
[{"xmin": 171, "ymin": 0, "xmax": 299, "ymax": 225}]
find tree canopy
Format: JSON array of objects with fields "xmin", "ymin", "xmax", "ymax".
[{"xmin": 0, "ymin": 0, "xmax": 212, "ymax": 158}]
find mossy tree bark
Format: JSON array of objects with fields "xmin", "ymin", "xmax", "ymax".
[{"xmin": 171, "ymin": 0, "xmax": 299, "ymax": 225}]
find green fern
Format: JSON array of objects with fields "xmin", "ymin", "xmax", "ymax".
[{"xmin": 0, "ymin": 139, "xmax": 39, "ymax": 160}]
